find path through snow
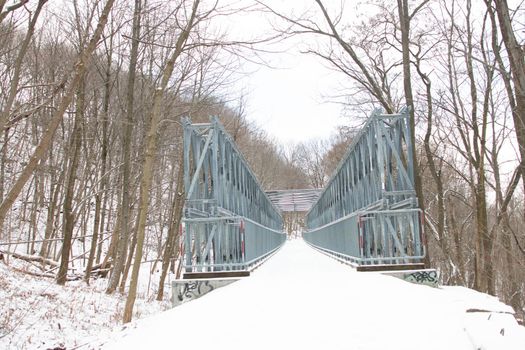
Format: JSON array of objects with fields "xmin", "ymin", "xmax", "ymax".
[{"xmin": 100, "ymin": 239, "xmax": 525, "ymax": 349}]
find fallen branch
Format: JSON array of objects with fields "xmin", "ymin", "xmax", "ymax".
[
  {"xmin": 0, "ymin": 250, "xmax": 59, "ymax": 267},
  {"xmin": 89, "ymin": 260, "xmax": 112, "ymax": 278},
  {"xmin": 11, "ymin": 266, "xmax": 81, "ymax": 281},
  {"xmin": 466, "ymin": 308, "xmax": 514, "ymax": 315}
]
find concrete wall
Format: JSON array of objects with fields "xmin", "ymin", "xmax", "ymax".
[
  {"xmin": 383, "ymin": 269, "xmax": 440, "ymax": 287},
  {"xmin": 171, "ymin": 278, "xmax": 239, "ymax": 307}
]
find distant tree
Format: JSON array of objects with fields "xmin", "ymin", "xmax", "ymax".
[
  {"xmin": 322, "ymin": 127, "xmax": 355, "ymax": 177},
  {"xmin": 295, "ymin": 140, "xmax": 329, "ymax": 189}
]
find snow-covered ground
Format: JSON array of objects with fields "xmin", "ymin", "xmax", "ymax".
[
  {"xmin": 2, "ymin": 239, "xmax": 524, "ymax": 349},
  {"xmin": 98, "ymin": 239, "xmax": 525, "ymax": 350},
  {"xmin": 0, "ymin": 259, "xmax": 171, "ymax": 350}
]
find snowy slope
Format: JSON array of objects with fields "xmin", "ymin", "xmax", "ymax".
[
  {"xmin": 0, "ymin": 261, "xmax": 171, "ymax": 350},
  {"xmin": 100, "ymin": 239, "xmax": 525, "ymax": 350}
]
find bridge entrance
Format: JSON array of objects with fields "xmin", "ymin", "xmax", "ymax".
[
  {"xmin": 181, "ymin": 107, "xmax": 425, "ymax": 277},
  {"xmin": 266, "ymin": 189, "xmax": 322, "ymax": 237}
]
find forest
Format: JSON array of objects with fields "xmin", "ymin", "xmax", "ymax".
[{"xmin": 0, "ymin": 0, "xmax": 524, "ymax": 345}]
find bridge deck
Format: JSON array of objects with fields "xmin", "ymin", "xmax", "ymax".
[{"xmin": 103, "ymin": 240, "xmax": 524, "ymax": 350}]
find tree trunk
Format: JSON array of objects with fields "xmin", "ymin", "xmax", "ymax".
[
  {"xmin": 501, "ymin": 216, "xmax": 521, "ymax": 314},
  {"xmin": 463, "ymin": 0, "xmax": 491, "ymax": 294},
  {"xmin": 57, "ymin": 74, "xmax": 85, "ymax": 286},
  {"xmin": 107, "ymin": 0, "xmax": 142, "ymax": 294},
  {"xmin": 29, "ymin": 173, "xmax": 39, "ymax": 255},
  {"xmin": 102, "ymin": 211, "xmax": 121, "ymax": 269},
  {"xmin": 491, "ymin": 0, "xmax": 525, "ymax": 212},
  {"xmin": 40, "ymin": 166, "xmax": 62, "ymax": 259},
  {"xmin": 123, "ymin": 0, "xmax": 201, "ymax": 323},
  {"xmin": 0, "ymin": 130, "xmax": 7, "ymax": 201},
  {"xmin": 396, "ymin": 0, "xmax": 430, "ymax": 267},
  {"xmin": 119, "ymin": 224, "xmax": 137, "ymax": 293},
  {"xmin": 85, "ymin": 32, "xmax": 113, "ymax": 283},
  {"xmin": 157, "ymin": 154, "xmax": 185, "ymax": 301},
  {"xmin": 474, "ymin": 175, "xmax": 490, "ymax": 293},
  {"xmin": 84, "ymin": 96, "xmax": 100, "ymax": 283},
  {"xmin": 96, "ymin": 126, "xmax": 111, "ymax": 265}
]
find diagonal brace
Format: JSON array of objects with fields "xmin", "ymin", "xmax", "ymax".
[{"xmin": 186, "ymin": 129, "xmax": 214, "ymax": 200}]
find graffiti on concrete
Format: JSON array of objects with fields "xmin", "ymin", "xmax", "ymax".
[
  {"xmin": 172, "ymin": 279, "xmax": 237, "ymax": 307},
  {"xmin": 404, "ymin": 270, "xmax": 439, "ymax": 287},
  {"xmin": 177, "ymin": 281, "xmax": 215, "ymax": 302}
]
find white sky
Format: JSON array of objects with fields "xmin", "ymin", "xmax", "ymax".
[
  {"xmin": 243, "ymin": 49, "xmax": 344, "ymax": 145},
  {"xmin": 222, "ymin": 1, "xmax": 347, "ymax": 145}
]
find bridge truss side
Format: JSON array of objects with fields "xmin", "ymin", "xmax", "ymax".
[
  {"xmin": 304, "ymin": 108, "xmax": 425, "ymax": 267},
  {"xmin": 182, "ymin": 117, "xmax": 285, "ymax": 274}
]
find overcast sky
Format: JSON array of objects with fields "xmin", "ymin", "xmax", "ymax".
[
  {"xmin": 243, "ymin": 48, "xmax": 344, "ymax": 145},
  {"xmin": 223, "ymin": 1, "xmax": 349, "ymax": 145}
]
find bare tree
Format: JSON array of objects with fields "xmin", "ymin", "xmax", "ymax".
[
  {"xmin": 106, "ymin": 0, "xmax": 143, "ymax": 294},
  {"xmin": 485, "ymin": 0, "xmax": 525, "ymax": 198},
  {"xmin": 123, "ymin": 0, "xmax": 202, "ymax": 323},
  {"xmin": 0, "ymin": 0, "xmax": 30, "ymax": 24},
  {"xmin": 0, "ymin": 0, "xmax": 116, "ymax": 239},
  {"xmin": 0, "ymin": 0, "xmax": 47, "ymax": 135},
  {"xmin": 84, "ymin": 15, "xmax": 117, "ymax": 283},
  {"xmin": 295, "ymin": 140, "xmax": 329, "ymax": 189}
]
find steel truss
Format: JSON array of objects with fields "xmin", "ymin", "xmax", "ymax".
[
  {"xmin": 182, "ymin": 117, "xmax": 285, "ymax": 273},
  {"xmin": 304, "ymin": 108, "xmax": 425, "ymax": 265}
]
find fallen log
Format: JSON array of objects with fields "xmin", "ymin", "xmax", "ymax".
[
  {"xmin": 0, "ymin": 250, "xmax": 59, "ymax": 267},
  {"xmin": 11, "ymin": 266, "xmax": 81, "ymax": 281},
  {"xmin": 88, "ymin": 260, "xmax": 112, "ymax": 278}
]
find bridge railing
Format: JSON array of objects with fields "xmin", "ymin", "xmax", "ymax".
[
  {"xmin": 303, "ymin": 209, "xmax": 424, "ymax": 265},
  {"xmin": 304, "ymin": 108, "xmax": 425, "ymax": 266},
  {"xmin": 182, "ymin": 117, "xmax": 285, "ymax": 273}
]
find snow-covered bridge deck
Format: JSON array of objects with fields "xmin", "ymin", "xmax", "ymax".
[{"xmin": 102, "ymin": 239, "xmax": 525, "ymax": 350}]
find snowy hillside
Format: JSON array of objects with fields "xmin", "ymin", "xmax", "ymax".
[
  {"xmin": 98, "ymin": 239, "xmax": 525, "ymax": 350},
  {"xmin": 0, "ymin": 259, "xmax": 171, "ymax": 350}
]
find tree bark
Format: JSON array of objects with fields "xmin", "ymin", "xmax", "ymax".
[{"xmin": 463, "ymin": 0, "xmax": 491, "ymax": 294}]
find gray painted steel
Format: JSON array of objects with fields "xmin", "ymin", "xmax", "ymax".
[
  {"xmin": 266, "ymin": 189, "xmax": 322, "ymax": 212},
  {"xmin": 303, "ymin": 108, "xmax": 425, "ymax": 266},
  {"xmin": 182, "ymin": 117, "xmax": 285, "ymax": 272}
]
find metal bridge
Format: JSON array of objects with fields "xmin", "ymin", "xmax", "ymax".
[
  {"xmin": 181, "ymin": 107, "xmax": 425, "ymax": 277},
  {"xmin": 182, "ymin": 117, "xmax": 284, "ymax": 277}
]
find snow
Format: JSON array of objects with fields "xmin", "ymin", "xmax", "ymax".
[
  {"xmin": 99, "ymin": 239, "xmax": 525, "ymax": 350},
  {"xmin": 0, "ymin": 260, "xmax": 171, "ymax": 350}
]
